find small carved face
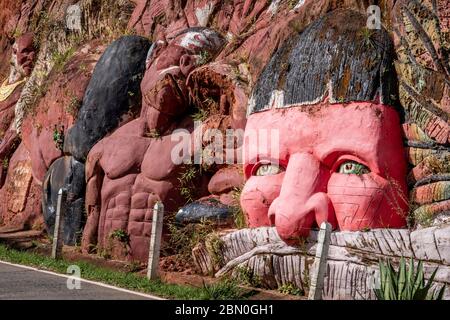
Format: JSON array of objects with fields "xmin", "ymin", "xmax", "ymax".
[
  {"xmin": 241, "ymin": 102, "xmax": 408, "ymax": 243},
  {"xmin": 10, "ymin": 33, "xmax": 35, "ymax": 79}
]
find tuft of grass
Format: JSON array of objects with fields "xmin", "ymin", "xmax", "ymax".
[
  {"xmin": 287, "ymin": 0, "xmax": 298, "ymax": 10},
  {"xmin": 231, "ymin": 186, "xmax": 247, "ymax": 229},
  {"xmin": 205, "ymin": 232, "xmax": 225, "ymax": 267},
  {"xmin": 66, "ymin": 94, "xmax": 82, "ymax": 117},
  {"xmin": 167, "ymin": 218, "xmax": 216, "ymax": 264},
  {"xmin": 358, "ymin": 27, "xmax": 376, "ymax": 49},
  {"xmin": 177, "ymin": 164, "xmax": 199, "ymax": 203},
  {"xmin": 144, "ymin": 129, "xmax": 161, "ymax": 139},
  {"xmin": 0, "ymin": 244, "xmax": 207, "ymax": 300},
  {"xmin": 191, "ymin": 107, "xmax": 209, "ymax": 122},
  {"xmin": 200, "ymin": 279, "xmax": 245, "ymax": 300},
  {"xmin": 234, "ymin": 265, "xmax": 261, "ymax": 288},
  {"xmin": 52, "ymin": 47, "xmax": 76, "ymax": 73}
]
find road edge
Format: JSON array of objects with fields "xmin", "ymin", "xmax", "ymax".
[{"xmin": 0, "ymin": 260, "xmax": 166, "ymax": 300}]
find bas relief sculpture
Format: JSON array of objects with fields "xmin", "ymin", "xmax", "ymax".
[
  {"xmin": 241, "ymin": 10, "xmax": 409, "ymax": 243},
  {"xmin": 81, "ymin": 28, "xmax": 226, "ymax": 261},
  {"xmin": 1, "ymin": 1, "xmax": 448, "ymax": 298},
  {"xmin": 0, "ymin": 33, "xmax": 34, "ymax": 187}
]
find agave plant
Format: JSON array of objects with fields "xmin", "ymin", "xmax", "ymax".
[{"xmin": 374, "ymin": 257, "xmax": 445, "ymax": 300}]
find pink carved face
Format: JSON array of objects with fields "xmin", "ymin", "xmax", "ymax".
[{"xmin": 241, "ymin": 101, "xmax": 408, "ymax": 243}]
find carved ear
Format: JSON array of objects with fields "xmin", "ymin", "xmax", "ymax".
[
  {"xmin": 186, "ymin": 63, "xmax": 249, "ymax": 130},
  {"xmin": 179, "ymin": 54, "xmax": 196, "ymax": 76}
]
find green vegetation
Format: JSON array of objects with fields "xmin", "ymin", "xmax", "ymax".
[
  {"xmin": 359, "ymin": 27, "xmax": 376, "ymax": 49},
  {"xmin": 235, "ymin": 265, "xmax": 261, "ymax": 287},
  {"xmin": 144, "ymin": 128, "xmax": 161, "ymax": 139},
  {"xmin": 278, "ymin": 283, "xmax": 304, "ymax": 296},
  {"xmin": 200, "ymin": 279, "xmax": 246, "ymax": 300},
  {"xmin": 413, "ymin": 209, "xmax": 434, "ymax": 228},
  {"xmin": 52, "ymin": 125, "xmax": 64, "ymax": 151},
  {"xmin": 52, "ymin": 47, "xmax": 76, "ymax": 73},
  {"xmin": 66, "ymin": 94, "xmax": 82, "ymax": 117},
  {"xmin": 196, "ymin": 50, "xmax": 211, "ymax": 66},
  {"xmin": 178, "ymin": 164, "xmax": 199, "ymax": 203},
  {"xmin": 0, "ymin": 244, "xmax": 209, "ymax": 300},
  {"xmin": 109, "ymin": 229, "xmax": 130, "ymax": 244},
  {"xmin": 191, "ymin": 107, "xmax": 209, "ymax": 122},
  {"xmin": 375, "ymin": 257, "xmax": 445, "ymax": 300},
  {"xmin": 2, "ymin": 158, "xmax": 8, "ymax": 170},
  {"xmin": 231, "ymin": 186, "xmax": 247, "ymax": 229},
  {"xmin": 167, "ymin": 218, "xmax": 216, "ymax": 263},
  {"xmin": 205, "ymin": 232, "xmax": 225, "ymax": 267},
  {"xmin": 288, "ymin": 0, "xmax": 299, "ymax": 10}
]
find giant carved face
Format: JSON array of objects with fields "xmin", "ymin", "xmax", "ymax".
[
  {"xmin": 241, "ymin": 10, "xmax": 409, "ymax": 243},
  {"xmin": 9, "ymin": 33, "xmax": 35, "ymax": 83}
]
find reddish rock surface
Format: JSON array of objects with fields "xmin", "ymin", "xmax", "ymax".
[
  {"xmin": 81, "ymin": 28, "xmax": 226, "ymax": 262},
  {"xmin": 0, "ymin": 143, "xmax": 43, "ymax": 229},
  {"xmin": 393, "ymin": 0, "xmax": 450, "ymax": 226},
  {"xmin": 0, "ymin": 0, "xmax": 448, "ymax": 269},
  {"xmin": 21, "ymin": 40, "xmax": 106, "ymax": 184}
]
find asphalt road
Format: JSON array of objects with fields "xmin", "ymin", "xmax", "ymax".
[{"xmin": 0, "ymin": 261, "xmax": 160, "ymax": 300}]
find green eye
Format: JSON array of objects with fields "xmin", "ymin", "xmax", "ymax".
[
  {"xmin": 255, "ymin": 164, "xmax": 283, "ymax": 176},
  {"xmin": 338, "ymin": 161, "xmax": 370, "ymax": 175}
]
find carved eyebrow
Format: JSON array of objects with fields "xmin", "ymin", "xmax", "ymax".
[{"xmin": 319, "ymin": 150, "xmax": 381, "ymax": 175}]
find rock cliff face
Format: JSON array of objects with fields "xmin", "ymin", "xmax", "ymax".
[{"xmin": 0, "ymin": 0, "xmax": 449, "ymax": 298}]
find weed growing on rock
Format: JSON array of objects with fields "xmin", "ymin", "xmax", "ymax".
[
  {"xmin": 110, "ymin": 229, "xmax": 130, "ymax": 244},
  {"xmin": 66, "ymin": 94, "xmax": 82, "ymax": 117},
  {"xmin": 234, "ymin": 265, "xmax": 262, "ymax": 288},
  {"xmin": 196, "ymin": 50, "xmax": 211, "ymax": 66},
  {"xmin": 166, "ymin": 218, "xmax": 216, "ymax": 267},
  {"xmin": 205, "ymin": 232, "xmax": 225, "ymax": 267},
  {"xmin": 278, "ymin": 282, "xmax": 304, "ymax": 296},
  {"xmin": 231, "ymin": 186, "xmax": 247, "ymax": 229},
  {"xmin": 178, "ymin": 164, "xmax": 199, "ymax": 203},
  {"xmin": 52, "ymin": 47, "xmax": 76, "ymax": 73},
  {"xmin": 2, "ymin": 158, "xmax": 8, "ymax": 170}
]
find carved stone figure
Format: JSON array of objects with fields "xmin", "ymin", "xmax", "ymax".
[
  {"xmin": 42, "ymin": 36, "xmax": 151, "ymax": 245},
  {"xmin": 0, "ymin": 32, "xmax": 34, "ymax": 187},
  {"xmin": 241, "ymin": 10, "xmax": 408, "ymax": 243},
  {"xmin": 81, "ymin": 28, "xmax": 226, "ymax": 261}
]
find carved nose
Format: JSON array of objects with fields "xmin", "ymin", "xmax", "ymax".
[{"xmin": 267, "ymin": 152, "xmax": 336, "ymax": 243}]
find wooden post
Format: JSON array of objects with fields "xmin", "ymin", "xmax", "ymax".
[
  {"xmin": 51, "ymin": 188, "xmax": 67, "ymax": 259},
  {"xmin": 147, "ymin": 201, "xmax": 164, "ymax": 280},
  {"xmin": 308, "ymin": 222, "xmax": 332, "ymax": 300}
]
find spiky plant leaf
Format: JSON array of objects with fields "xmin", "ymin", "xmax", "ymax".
[
  {"xmin": 374, "ymin": 257, "xmax": 443, "ymax": 300},
  {"xmin": 397, "ymin": 257, "xmax": 406, "ymax": 300},
  {"xmin": 413, "ymin": 261, "xmax": 424, "ymax": 293}
]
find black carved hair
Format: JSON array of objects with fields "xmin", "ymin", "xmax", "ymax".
[{"xmin": 248, "ymin": 9, "xmax": 399, "ymax": 114}]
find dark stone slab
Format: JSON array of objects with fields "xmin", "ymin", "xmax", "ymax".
[
  {"xmin": 64, "ymin": 35, "xmax": 152, "ymax": 161},
  {"xmin": 42, "ymin": 156, "xmax": 85, "ymax": 245},
  {"xmin": 175, "ymin": 199, "xmax": 233, "ymax": 224}
]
